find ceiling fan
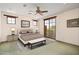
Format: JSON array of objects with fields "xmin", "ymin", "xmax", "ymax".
[
  {"xmin": 35, "ymin": 6, "xmax": 48, "ymax": 15},
  {"xmin": 23, "ymin": 4, "xmax": 48, "ymax": 15}
]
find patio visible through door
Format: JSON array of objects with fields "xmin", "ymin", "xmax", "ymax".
[{"xmin": 44, "ymin": 16, "xmax": 56, "ymax": 39}]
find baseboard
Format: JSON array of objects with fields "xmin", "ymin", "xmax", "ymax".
[
  {"xmin": 56, "ymin": 40, "xmax": 79, "ymax": 47},
  {"xmin": 0, "ymin": 40, "xmax": 17, "ymax": 45}
]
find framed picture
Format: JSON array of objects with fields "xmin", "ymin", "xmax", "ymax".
[
  {"xmin": 67, "ymin": 18, "xmax": 79, "ymax": 27},
  {"xmin": 21, "ymin": 20, "xmax": 30, "ymax": 28}
]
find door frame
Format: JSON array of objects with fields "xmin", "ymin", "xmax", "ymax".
[{"xmin": 44, "ymin": 16, "xmax": 56, "ymax": 40}]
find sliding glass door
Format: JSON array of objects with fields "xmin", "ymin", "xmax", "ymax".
[
  {"xmin": 44, "ymin": 20, "xmax": 50, "ymax": 38},
  {"xmin": 49, "ymin": 18, "xmax": 56, "ymax": 39},
  {"xmin": 44, "ymin": 17, "xmax": 56, "ymax": 39}
]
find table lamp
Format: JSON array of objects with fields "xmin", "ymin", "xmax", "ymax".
[{"xmin": 11, "ymin": 28, "xmax": 15, "ymax": 35}]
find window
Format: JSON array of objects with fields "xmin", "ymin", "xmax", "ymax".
[
  {"xmin": 50, "ymin": 18, "xmax": 56, "ymax": 26},
  {"xmin": 33, "ymin": 20, "xmax": 37, "ymax": 26},
  {"xmin": 7, "ymin": 17, "xmax": 16, "ymax": 24}
]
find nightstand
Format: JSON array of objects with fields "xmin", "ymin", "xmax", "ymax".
[{"xmin": 7, "ymin": 35, "xmax": 18, "ymax": 42}]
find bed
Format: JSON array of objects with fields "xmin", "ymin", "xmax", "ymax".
[{"xmin": 18, "ymin": 29, "xmax": 45, "ymax": 47}]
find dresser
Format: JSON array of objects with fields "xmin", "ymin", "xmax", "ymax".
[{"xmin": 7, "ymin": 35, "xmax": 18, "ymax": 42}]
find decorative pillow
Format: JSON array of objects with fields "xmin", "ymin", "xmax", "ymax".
[
  {"xmin": 27, "ymin": 31, "xmax": 30, "ymax": 33},
  {"xmin": 19, "ymin": 30, "xmax": 27, "ymax": 34},
  {"xmin": 28, "ymin": 29, "xmax": 33, "ymax": 33},
  {"xmin": 32, "ymin": 29, "xmax": 38, "ymax": 33},
  {"xmin": 19, "ymin": 29, "xmax": 32, "ymax": 34}
]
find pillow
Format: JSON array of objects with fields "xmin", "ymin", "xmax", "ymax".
[
  {"xmin": 19, "ymin": 30, "xmax": 27, "ymax": 34},
  {"xmin": 28, "ymin": 29, "xmax": 33, "ymax": 33},
  {"xmin": 19, "ymin": 29, "xmax": 32, "ymax": 34},
  {"xmin": 27, "ymin": 31, "xmax": 30, "ymax": 33},
  {"xmin": 19, "ymin": 31, "xmax": 26, "ymax": 34},
  {"xmin": 32, "ymin": 30, "xmax": 38, "ymax": 33}
]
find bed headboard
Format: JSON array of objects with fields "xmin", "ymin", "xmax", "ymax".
[{"xmin": 19, "ymin": 29, "xmax": 32, "ymax": 34}]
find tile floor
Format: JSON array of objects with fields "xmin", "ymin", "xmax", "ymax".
[{"xmin": 0, "ymin": 38, "xmax": 79, "ymax": 55}]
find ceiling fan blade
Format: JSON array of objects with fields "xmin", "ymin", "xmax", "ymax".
[
  {"xmin": 35, "ymin": 12, "xmax": 43, "ymax": 15},
  {"xmin": 35, "ymin": 6, "xmax": 48, "ymax": 15},
  {"xmin": 39, "ymin": 13, "xmax": 43, "ymax": 15},
  {"xmin": 41, "ymin": 11, "xmax": 48, "ymax": 13},
  {"xmin": 37, "ymin": 6, "xmax": 40, "ymax": 10}
]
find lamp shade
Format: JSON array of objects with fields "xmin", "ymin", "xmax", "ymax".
[{"xmin": 11, "ymin": 28, "xmax": 15, "ymax": 31}]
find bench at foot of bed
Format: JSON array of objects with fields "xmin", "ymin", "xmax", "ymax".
[
  {"xmin": 27, "ymin": 38, "xmax": 46, "ymax": 49},
  {"xmin": 18, "ymin": 38, "xmax": 28, "ymax": 47}
]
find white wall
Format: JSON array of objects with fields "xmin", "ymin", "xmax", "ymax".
[
  {"xmin": 0, "ymin": 11, "xmax": 1, "ymax": 40},
  {"xmin": 1, "ymin": 8, "xmax": 79, "ymax": 46},
  {"xmin": 38, "ymin": 8, "xmax": 79, "ymax": 46},
  {"xmin": 38, "ymin": 18, "xmax": 44, "ymax": 35},
  {"xmin": 0, "ymin": 11, "xmax": 37, "ymax": 42},
  {"xmin": 56, "ymin": 8, "xmax": 79, "ymax": 46}
]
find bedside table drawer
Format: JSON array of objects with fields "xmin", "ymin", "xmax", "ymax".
[
  {"xmin": 13, "ymin": 36, "xmax": 18, "ymax": 40},
  {"xmin": 7, "ymin": 35, "xmax": 18, "ymax": 41}
]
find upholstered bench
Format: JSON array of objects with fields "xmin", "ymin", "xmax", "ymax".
[{"xmin": 28, "ymin": 38, "xmax": 46, "ymax": 49}]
